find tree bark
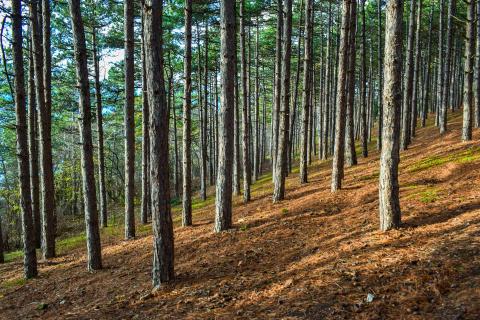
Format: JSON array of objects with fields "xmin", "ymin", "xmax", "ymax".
[
  {"xmin": 272, "ymin": 0, "xmax": 283, "ymax": 178},
  {"xmin": 379, "ymin": 0, "xmax": 403, "ymax": 231},
  {"xmin": 92, "ymin": 26, "xmax": 107, "ymax": 228},
  {"xmin": 28, "ymin": 36, "xmax": 41, "ymax": 248},
  {"xmin": 124, "ymin": 0, "xmax": 135, "ymax": 239},
  {"xmin": 29, "ymin": 0, "xmax": 55, "ymax": 260},
  {"xmin": 300, "ymin": 0, "xmax": 312, "ymax": 184},
  {"xmin": 475, "ymin": 0, "xmax": 480, "ymax": 128},
  {"xmin": 377, "ymin": 0, "xmax": 384, "ymax": 151},
  {"xmin": 182, "ymin": 0, "xmax": 193, "ymax": 227},
  {"xmin": 345, "ymin": 0, "xmax": 357, "ymax": 167},
  {"xmin": 240, "ymin": 0, "xmax": 251, "ymax": 203},
  {"xmin": 215, "ymin": 0, "xmax": 236, "ymax": 232},
  {"xmin": 440, "ymin": 0, "xmax": 455, "ymax": 134},
  {"xmin": 331, "ymin": 0, "xmax": 350, "ymax": 192},
  {"xmin": 13, "ymin": 0, "xmax": 38, "ymax": 278},
  {"xmin": 69, "ymin": 0, "xmax": 103, "ymax": 271},
  {"xmin": 360, "ymin": 0, "xmax": 368, "ymax": 158},
  {"xmin": 410, "ymin": 0, "xmax": 423, "ymax": 137},
  {"xmin": 462, "ymin": 0, "xmax": 475, "ymax": 141},
  {"xmin": 273, "ymin": 0, "xmax": 292, "ymax": 202},
  {"xmin": 400, "ymin": 0, "xmax": 416, "ymax": 151},
  {"xmin": 143, "ymin": 0, "xmax": 175, "ymax": 287}
]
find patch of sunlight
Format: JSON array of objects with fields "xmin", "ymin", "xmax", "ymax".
[{"xmin": 409, "ymin": 146, "xmax": 480, "ymax": 173}]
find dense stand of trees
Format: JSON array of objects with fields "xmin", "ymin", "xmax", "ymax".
[{"xmin": 1, "ymin": 0, "xmax": 479, "ymax": 285}]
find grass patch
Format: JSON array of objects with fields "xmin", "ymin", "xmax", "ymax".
[
  {"xmin": 357, "ymin": 171, "xmax": 379, "ymax": 181},
  {"xmin": 0, "ymin": 277, "xmax": 26, "ymax": 290},
  {"xmin": 409, "ymin": 147, "xmax": 480, "ymax": 173},
  {"xmin": 419, "ymin": 189, "xmax": 440, "ymax": 203}
]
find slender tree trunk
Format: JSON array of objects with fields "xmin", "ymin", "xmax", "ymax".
[
  {"xmin": 322, "ymin": 2, "xmax": 332, "ymax": 160},
  {"xmin": 141, "ymin": 9, "xmax": 151, "ymax": 225},
  {"xmin": 300, "ymin": 0, "xmax": 312, "ymax": 184},
  {"xmin": 143, "ymin": 0, "xmax": 175, "ymax": 287},
  {"xmin": 410, "ymin": 0, "xmax": 423, "ymax": 137},
  {"xmin": 475, "ymin": 0, "xmax": 480, "ymax": 128},
  {"xmin": 345, "ymin": 0, "xmax": 357, "ymax": 167},
  {"xmin": 422, "ymin": 5, "xmax": 434, "ymax": 128},
  {"xmin": 69, "ymin": 0, "xmax": 103, "ymax": 271},
  {"xmin": 400, "ymin": 0, "xmax": 416, "ymax": 150},
  {"xmin": 240, "ymin": 0, "xmax": 251, "ymax": 203},
  {"xmin": 379, "ymin": 0, "xmax": 403, "ymax": 231},
  {"xmin": 182, "ymin": 1, "xmax": 193, "ymax": 227},
  {"xmin": 13, "ymin": 0, "xmax": 38, "ymax": 278},
  {"xmin": 273, "ymin": 0, "xmax": 293, "ymax": 202},
  {"xmin": 436, "ymin": 0, "xmax": 445, "ymax": 127},
  {"xmin": 360, "ymin": 0, "xmax": 368, "ymax": 158},
  {"xmin": 172, "ymin": 86, "xmax": 180, "ymax": 199},
  {"xmin": 92, "ymin": 27, "xmax": 107, "ymax": 228},
  {"xmin": 331, "ymin": 0, "xmax": 351, "ymax": 192},
  {"xmin": 233, "ymin": 26, "xmax": 241, "ymax": 196},
  {"xmin": 440, "ymin": 0, "xmax": 455, "ymax": 134},
  {"xmin": 0, "ymin": 214, "xmax": 3, "ymax": 263},
  {"xmin": 124, "ymin": 0, "xmax": 135, "ymax": 239},
  {"xmin": 28, "ymin": 37, "xmax": 41, "ymax": 248},
  {"xmin": 253, "ymin": 16, "xmax": 260, "ymax": 182},
  {"xmin": 273, "ymin": 0, "xmax": 283, "ymax": 178},
  {"xmin": 215, "ymin": 0, "xmax": 236, "ymax": 232},
  {"xmin": 462, "ymin": 0, "xmax": 475, "ymax": 141},
  {"xmin": 377, "ymin": 0, "xmax": 384, "ymax": 151},
  {"xmin": 30, "ymin": 0, "xmax": 55, "ymax": 260}
]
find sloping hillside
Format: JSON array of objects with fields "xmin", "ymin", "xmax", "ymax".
[{"xmin": 1, "ymin": 112, "xmax": 479, "ymax": 319}]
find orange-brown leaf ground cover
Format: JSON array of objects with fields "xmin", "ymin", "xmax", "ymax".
[{"xmin": 1, "ymin": 112, "xmax": 479, "ymax": 319}]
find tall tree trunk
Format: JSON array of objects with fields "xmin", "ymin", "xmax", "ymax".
[
  {"xmin": 233, "ymin": 26, "xmax": 241, "ymax": 196},
  {"xmin": 360, "ymin": 0, "xmax": 368, "ymax": 158},
  {"xmin": 253, "ymin": 16, "xmax": 260, "ymax": 182},
  {"xmin": 422, "ymin": 4, "xmax": 434, "ymax": 128},
  {"xmin": 30, "ymin": 0, "xmax": 55, "ymax": 260},
  {"xmin": 345, "ymin": 0, "xmax": 357, "ymax": 167},
  {"xmin": 13, "ymin": 0, "xmax": 38, "ymax": 278},
  {"xmin": 28, "ymin": 37, "xmax": 41, "ymax": 248},
  {"xmin": 436, "ymin": 0, "xmax": 445, "ymax": 127},
  {"xmin": 141, "ymin": 8, "xmax": 151, "ymax": 225},
  {"xmin": 440, "ymin": 0, "xmax": 455, "ymax": 134},
  {"xmin": 273, "ymin": 0, "xmax": 293, "ymax": 202},
  {"xmin": 272, "ymin": 0, "xmax": 283, "ymax": 178},
  {"xmin": 0, "ymin": 214, "xmax": 3, "ymax": 263},
  {"xmin": 182, "ymin": 0, "xmax": 193, "ymax": 226},
  {"xmin": 321, "ymin": 2, "xmax": 332, "ymax": 160},
  {"xmin": 69, "ymin": 0, "xmax": 103, "ymax": 271},
  {"xmin": 124, "ymin": 0, "xmax": 135, "ymax": 239},
  {"xmin": 462, "ymin": 0, "xmax": 475, "ymax": 141},
  {"xmin": 172, "ymin": 85, "xmax": 180, "ymax": 199},
  {"xmin": 92, "ymin": 27, "xmax": 107, "ymax": 228},
  {"xmin": 331, "ymin": 0, "xmax": 351, "ymax": 192},
  {"xmin": 300, "ymin": 0, "xmax": 312, "ymax": 184},
  {"xmin": 377, "ymin": 0, "xmax": 384, "ymax": 151},
  {"xmin": 143, "ymin": 0, "xmax": 175, "ymax": 287},
  {"xmin": 410, "ymin": 0, "xmax": 423, "ymax": 137},
  {"xmin": 379, "ymin": 0, "xmax": 403, "ymax": 231},
  {"xmin": 240, "ymin": 0, "xmax": 251, "ymax": 203},
  {"xmin": 400, "ymin": 0, "xmax": 416, "ymax": 150},
  {"xmin": 215, "ymin": 0, "xmax": 236, "ymax": 232},
  {"xmin": 475, "ymin": 0, "xmax": 480, "ymax": 128}
]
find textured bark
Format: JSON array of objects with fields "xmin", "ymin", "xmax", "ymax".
[
  {"xmin": 440, "ymin": 0, "xmax": 455, "ymax": 134},
  {"xmin": 422, "ymin": 5, "xmax": 434, "ymax": 128},
  {"xmin": 475, "ymin": 0, "xmax": 480, "ymax": 128},
  {"xmin": 253, "ymin": 16, "xmax": 260, "ymax": 182},
  {"xmin": 345, "ymin": 0, "xmax": 357, "ymax": 167},
  {"xmin": 462, "ymin": 0, "xmax": 475, "ymax": 142},
  {"xmin": 141, "ymin": 9, "xmax": 151, "ymax": 225},
  {"xmin": 436, "ymin": 0, "xmax": 445, "ymax": 126},
  {"xmin": 69, "ymin": 0, "xmax": 103, "ymax": 271},
  {"xmin": 30, "ymin": 0, "xmax": 55, "ymax": 260},
  {"xmin": 92, "ymin": 27, "xmax": 107, "ymax": 228},
  {"xmin": 360, "ymin": 0, "xmax": 368, "ymax": 158},
  {"xmin": 233, "ymin": 28, "xmax": 241, "ymax": 196},
  {"xmin": 377, "ymin": 0, "xmax": 384, "ymax": 151},
  {"xmin": 321, "ymin": 2, "xmax": 332, "ymax": 160},
  {"xmin": 379, "ymin": 0, "xmax": 403, "ymax": 231},
  {"xmin": 331, "ymin": 0, "xmax": 350, "ymax": 192},
  {"xmin": 144, "ymin": 0, "xmax": 175, "ymax": 287},
  {"xmin": 273, "ymin": 0, "xmax": 292, "ymax": 202},
  {"xmin": 28, "ymin": 38, "xmax": 41, "ymax": 248},
  {"xmin": 410, "ymin": 0, "xmax": 422, "ymax": 137},
  {"xmin": 0, "ymin": 214, "xmax": 3, "ymax": 263},
  {"xmin": 240, "ymin": 0, "xmax": 251, "ymax": 203},
  {"xmin": 124, "ymin": 0, "xmax": 135, "ymax": 239},
  {"xmin": 272, "ymin": 0, "xmax": 283, "ymax": 177},
  {"xmin": 182, "ymin": 0, "xmax": 192, "ymax": 227},
  {"xmin": 300, "ymin": 0, "xmax": 312, "ymax": 184},
  {"xmin": 215, "ymin": 0, "xmax": 236, "ymax": 232},
  {"xmin": 13, "ymin": 0, "xmax": 38, "ymax": 278},
  {"xmin": 400, "ymin": 0, "xmax": 416, "ymax": 151}
]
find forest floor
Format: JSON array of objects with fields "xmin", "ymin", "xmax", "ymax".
[{"xmin": 1, "ymin": 111, "xmax": 480, "ymax": 320}]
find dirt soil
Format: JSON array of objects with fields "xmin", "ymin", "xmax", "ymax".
[{"xmin": 1, "ymin": 112, "xmax": 479, "ymax": 319}]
